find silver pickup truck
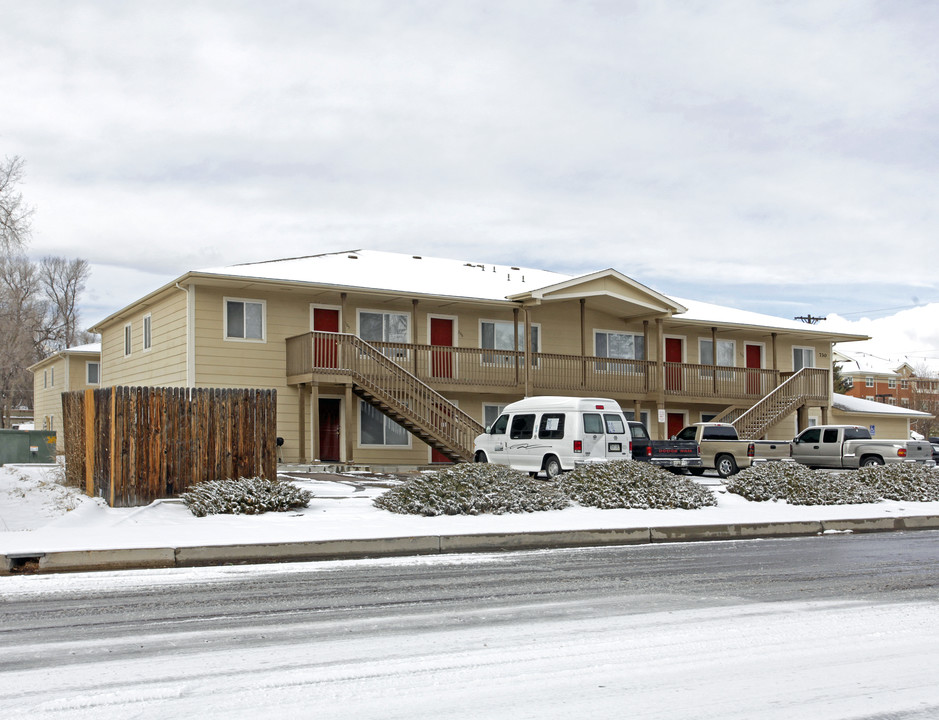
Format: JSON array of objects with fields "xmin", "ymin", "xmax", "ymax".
[
  {"xmin": 791, "ymin": 425, "xmax": 936, "ymax": 469},
  {"xmin": 675, "ymin": 422, "xmax": 792, "ymax": 478}
]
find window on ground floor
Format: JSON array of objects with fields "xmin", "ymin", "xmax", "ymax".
[{"xmin": 359, "ymin": 401, "xmax": 410, "ymax": 447}]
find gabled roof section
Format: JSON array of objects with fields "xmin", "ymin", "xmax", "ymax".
[
  {"xmin": 28, "ymin": 343, "xmax": 102, "ymax": 372},
  {"xmin": 507, "ymin": 268, "xmax": 686, "ymax": 319}
]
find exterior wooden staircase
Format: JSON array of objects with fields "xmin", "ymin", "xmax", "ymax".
[
  {"xmin": 305, "ymin": 332, "xmax": 484, "ymax": 462},
  {"xmin": 732, "ymin": 368, "xmax": 829, "ymax": 439}
]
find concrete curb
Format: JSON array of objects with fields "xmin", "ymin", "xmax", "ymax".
[{"xmin": 4, "ymin": 516, "xmax": 939, "ymax": 575}]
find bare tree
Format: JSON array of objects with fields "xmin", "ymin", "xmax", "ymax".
[
  {"xmin": 0, "ymin": 155, "xmax": 33, "ymax": 253},
  {"xmin": 39, "ymin": 256, "xmax": 91, "ymax": 351},
  {"xmin": 910, "ymin": 362, "xmax": 939, "ymax": 438},
  {"xmin": 0, "ymin": 255, "xmax": 45, "ymax": 427}
]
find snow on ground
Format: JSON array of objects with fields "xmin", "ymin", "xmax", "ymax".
[{"xmin": 2, "ymin": 464, "xmax": 939, "ymax": 557}]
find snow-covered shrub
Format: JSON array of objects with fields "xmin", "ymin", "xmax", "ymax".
[
  {"xmin": 786, "ymin": 470, "xmax": 880, "ymax": 506},
  {"xmin": 857, "ymin": 463, "xmax": 939, "ymax": 502},
  {"xmin": 726, "ymin": 462, "xmax": 879, "ymax": 505},
  {"xmin": 726, "ymin": 462, "xmax": 815, "ymax": 502},
  {"xmin": 180, "ymin": 477, "xmax": 313, "ymax": 517},
  {"xmin": 555, "ymin": 460, "xmax": 716, "ymax": 509},
  {"xmin": 373, "ymin": 463, "xmax": 570, "ymax": 516}
]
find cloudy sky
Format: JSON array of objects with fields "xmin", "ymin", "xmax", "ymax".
[{"xmin": 2, "ymin": 1, "xmax": 938, "ymax": 367}]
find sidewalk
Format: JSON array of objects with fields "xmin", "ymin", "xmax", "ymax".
[{"xmin": 3, "ymin": 466, "xmax": 939, "ymax": 574}]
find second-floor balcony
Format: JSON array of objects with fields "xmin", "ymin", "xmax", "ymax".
[{"xmin": 286, "ymin": 331, "xmax": 829, "ymax": 404}]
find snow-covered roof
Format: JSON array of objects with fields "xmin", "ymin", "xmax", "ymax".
[
  {"xmin": 198, "ymin": 249, "xmax": 569, "ymax": 303},
  {"xmin": 670, "ymin": 296, "xmax": 862, "ymax": 336},
  {"xmin": 28, "ymin": 343, "xmax": 102, "ymax": 371},
  {"xmin": 835, "ymin": 351, "xmax": 911, "ymax": 376},
  {"xmin": 831, "ymin": 393, "xmax": 932, "ymax": 417},
  {"xmin": 192, "ymin": 249, "xmax": 865, "ymax": 339}
]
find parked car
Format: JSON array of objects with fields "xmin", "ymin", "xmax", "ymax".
[
  {"xmin": 931, "ymin": 443, "xmax": 939, "ymax": 465},
  {"xmin": 473, "ymin": 396, "xmax": 632, "ymax": 477},
  {"xmin": 627, "ymin": 421, "xmax": 702, "ymax": 472},
  {"xmin": 674, "ymin": 423, "xmax": 792, "ymax": 478},
  {"xmin": 791, "ymin": 425, "xmax": 936, "ymax": 469}
]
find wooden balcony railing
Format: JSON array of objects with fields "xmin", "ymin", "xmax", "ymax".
[{"xmin": 286, "ymin": 332, "xmax": 829, "ymax": 403}]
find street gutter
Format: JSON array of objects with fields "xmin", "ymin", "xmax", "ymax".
[{"xmin": 5, "ymin": 515, "xmax": 939, "ymax": 574}]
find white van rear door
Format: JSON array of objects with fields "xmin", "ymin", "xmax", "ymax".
[{"xmin": 581, "ymin": 413, "xmax": 606, "ymax": 459}]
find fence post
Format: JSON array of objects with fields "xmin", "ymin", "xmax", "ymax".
[{"xmin": 84, "ymin": 388, "xmax": 95, "ymax": 497}]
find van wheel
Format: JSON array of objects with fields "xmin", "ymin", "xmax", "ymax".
[
  {"xmin": 542, "ymin": 455, "xmax": 562, "ymax": 479},
  {"xmin": 860, "ymin": 456, "xmax": 884, "ymax": 467},
  {"xmin": 716, "ymin": 455, "xmax": 738, "ymax": 478},
  {"xmin": 474, "ymin": 451, "xmax": 488, "ymax": 463}
]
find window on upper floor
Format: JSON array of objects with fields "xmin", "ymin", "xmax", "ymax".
[
  {"xmin": 793, "ymin": 347, "xmax": 815, "ymax": 372},
  {"xmin": 700, "ymin": 339, "xmax": 735, "ymax": 379},
  {"xmin": 143, "ymin": 314, "xmax": 152, "ymax": 351},
  {"xmin": 888, "ymin": 378, "xmax": 896, "ymax": 389},
  {"xmin": 359, "ymin": 310, "xmax": 409, "ymax": 359},
  {"xmin": 86, "ymin": 361, "xmax": 100, "ymax": 385},
  {"xmin": 225, "ymin": 298, "xmax": 265, "ymax": 341},
  {"xmin": 595, "ymin": 331, "xmax": 644, "ymax": 373},
  {"xmin": 124, "ymin": 323, "xmax": 132, "ymax": 356},
  {"xmin": 865, "ymin": 377, "xmax": 874, "ymax": 387},
  {"xmin": 901, "ymin": 380, "xmax": 909, "ymax": 389},
  {"xmin": 481, "ymin": 320, "xmax": 539, "ymax": 366}
]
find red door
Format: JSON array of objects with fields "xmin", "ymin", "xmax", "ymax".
[
  {"xmin": 665, "ymin": 338, "xmax": 683, "ymax": 391},
  {"xmin": 430, "ymin": 317, "xmax": 454, "ymax": 379},
  {"xmin": 667, "ymin": 412, "xmax": 685, "ymax": 439},
  {"xmin": 313, "ymin": 308, "xmax": 340, "ymax": 368},
  {"xmin": 746, "ymin": 344, "xmax": 762, "ymax": 395},
  {"xmin": 318, "ymin": 398, "xmax": 341, "ymax": 461}
]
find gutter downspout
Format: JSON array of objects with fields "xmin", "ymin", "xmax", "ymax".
[{"xmin": 175, "ymin": 282, "xmax": 195, "ymax": 387}]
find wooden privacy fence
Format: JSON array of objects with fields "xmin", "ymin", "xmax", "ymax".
[{"xmin": 62, "ymin": 387, "xmax": 277, "ymax": 507}]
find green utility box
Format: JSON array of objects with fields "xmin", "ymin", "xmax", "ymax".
[{"xmin": 0, "ymin": 429, "xmax": 57, "ymax": 465}]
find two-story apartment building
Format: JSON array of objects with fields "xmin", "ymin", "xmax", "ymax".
[
  {"xmin": 29, "ymin": 343, "xmax": 101, "ymax": 450},
  {"xmin": 88, "ymin": 250, "xmax": 867, "ymax": 467}
]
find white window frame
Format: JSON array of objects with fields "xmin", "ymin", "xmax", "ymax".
[
  {"xmin": 793, "ymin": 346, "xmax": 815, "ymax": 372},
  {"xmin": 224, "ymin": 297, "xmax": 266, "ymax": 342},
  {"xmin": 358, "ymin": 308, "xmax": 410, "ymax": 359},
  {"xmin": 483, "ymin": 403, "xmax": 507, "ymax": 430},
  {"xmin": 124, "ymin": 323, "xmax": 133, "ymax": 356},
  {"xmin": 865, "ymin": 377, "xmax": 874, "ymax": 388},
  {"xmin": 86, "ymin": 361, "xmax": 100, "ymax": 385},
  {"xmin": 43, "ymin": 370, "xmax": 48, "ymax": 389},
  {"xmin": 143, "ymin": 313, "xmax": 152, "ymax": 351},
  {"xmin": 480, "ymin": 319, "xmax": 540, "ymax": 366},
  {"xmin": 699, "ymin": 338, "xmax": 735, "ymax": 379},
  {"xmin": 888, "ymin": 378, "xmax": 896, "ymax": 389},
  {"xmin": 358, "ymin": 399, "xmax": 412, "ymax": 448},
  {"xmin": 594, "ymin": 330, "xmax": 645, "ymax": 373}
]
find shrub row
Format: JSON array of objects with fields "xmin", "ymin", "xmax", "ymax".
[
  {"xmin": 374, "ymin": 460, "xmax": 716, "ymax": 516},
  {"xmin": 726, "ymin": 462, "xmax": 939, "ymax": 506}
]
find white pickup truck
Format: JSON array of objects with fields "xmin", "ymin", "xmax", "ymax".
[
  {"xmin": 791, "ymin": 425, "xmax": 936, "ymax": 469},
  {"xmin": 675, "ymin": 423, "xmax": 792, "ymax": 478}
]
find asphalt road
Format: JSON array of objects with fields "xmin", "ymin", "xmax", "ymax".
[{"xmin": 3, "ymin": 531, "xmax": 939, "ymax": 719}]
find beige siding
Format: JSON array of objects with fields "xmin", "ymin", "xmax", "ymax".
[
  {"xmin": 100, "ymin": 288, "xmax": 188, "ymax": 387},
  {"xmin": 31, "ymin": 352, "xmax": 100, "ymax": 451}
]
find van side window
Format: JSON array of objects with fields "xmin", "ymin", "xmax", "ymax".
[
  {"xmin": 822, "ymin": 429, "xmax": 839, "ymax": 443},
  {"xmin": 604, "ymin": 414, "xmax": 625, "ymax": 434},
  {"xmin": 539, "ymin": 413, "xmax": 566, "ymax": 439},
  {"xmin": 583, "ymin": 413, "xmax": 604, "ymax": 435},
  {"xmin": 490, "ymin": 414, "xmax": 509, "ymax": 435},
  {"xmin": 510, "ymin": 414, "xmax": 536, "ymax": 440}
]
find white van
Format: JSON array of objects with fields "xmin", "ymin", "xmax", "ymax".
[{"xmin": 473, "ymin": 396, "xmax": 633, "ymax": 478}]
